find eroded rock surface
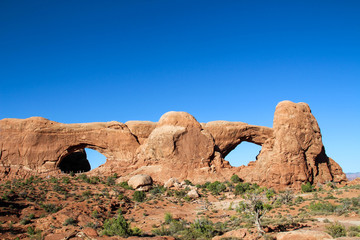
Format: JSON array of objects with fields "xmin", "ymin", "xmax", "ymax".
[{"xmin": 0, "ymin": 101, "xmax": 347, "ymax": 189}]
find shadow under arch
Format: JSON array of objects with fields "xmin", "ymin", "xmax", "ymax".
[{"xmin": 57, "ymin": 144, "xmax": 109, "ymax": 173}]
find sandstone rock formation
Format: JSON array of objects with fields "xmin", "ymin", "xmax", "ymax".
[
  {"xmin": 128, "ymin": 174, "xmax": 153, "ymax": 191},
  {"xmin": 276, "ymin": 230, "xmax": 333, "ymax": 240},
  {"xmin": 0, "ymin": 101, "xmax": 347, "ymax": 189}
]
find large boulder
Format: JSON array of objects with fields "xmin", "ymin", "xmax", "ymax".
[
  {"xmin": 276, "ymin": 230, "xmax": 333, "ymax": 240},
  {"xmin": 128, "ymin": 174, "xmax": 153, "ymax": 190}
]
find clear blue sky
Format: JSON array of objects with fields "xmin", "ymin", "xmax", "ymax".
[{"xmin": 1, "ymin": 1, "xmax": 359, "ymax": 172}]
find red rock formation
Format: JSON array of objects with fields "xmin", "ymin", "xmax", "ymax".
[{"xmin": 0, "ymin": 101, "xmax": 347, "ymax": 189}]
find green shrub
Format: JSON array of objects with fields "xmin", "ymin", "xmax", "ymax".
[
  {"xmin": 164, "ymin": 212, "xmax": 173, "ymax": 224},
  {"xmin": 207, "ymin": 181, "xmax": 227, "ymax": 195},
  {"xmin": 27, "ymin": 226, "xmax": 36, "ymax": 235},
  {"xmin": 101, "ymin": 214, "xmax": 133, "ymax": 237},
  {"xmin": 40, "ymin": 203, "xmax": 62, "ymax": 213},
  {"xmin": 309, "ymin": 201, "xmax": 336, "ymax": 214},
  {"xmin": 347, "ymin": 226, "xmax": 360, "ymax": 237},
  {"xmin": 91, "ymin": 210, "xmax": 100, "ymax": 218},
  {"xmin": 150, "ymin": 185, "xmax": 166, "ymax": 196},
  {"xmin": 325, "ymin": 221, "xmax": 346, "ymax": 238},
  {"xmin": 106, "ymin": 176, "xmax": 116, "ymax": 186},
  {"xmin": 82, "ymin": 190, "xmax": 92, "ymax": 199},
  {"xmin": 230, "ymin": 174, "xmax": 241, "ymax": 183},
  {"xmin": 118, "ymin": 181, "xmax": 132, "ymax": 190},
  {"xmin": 301, "ymin": 182, "xmax": 314, "ymax": 193},
  {"xmin": 184, "ymin": 179, "xmax": 193, "ymax": 186},
  {"xmin": 294, "ymin": 196, "xmax": 304, "ymax": 204},
  {"xmin": 234, "ymin": 182, "xmax": 251, "ymax": 195},
  {"xmin": 20, "ymin": 217, "xmax": 31, "ymax": 225},
  {"xmin": 89, "ymin": 176, "xmax": 100, "ymax": 184},
  {"xmin": 266, "ymin": 189, "xmax": 276, "ymax": 200},
  {"xmin": 62, "ymin": 177, "xmax": 70, "ymax": 184},
  {"xmin": 63, "ymin": 217, "xmax": 77, "ymax": 226},
  {"xmin": 133, "ymin": 191, "xmax": 146, "ymax": 202}
]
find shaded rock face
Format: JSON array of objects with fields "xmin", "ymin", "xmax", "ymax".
[
  {"xmin": 0, "ymin": 101, "xmax": 347, "ymax": 189},
  {"xmin": 58, "ymin": 149, "xmax": 90, "ymax": 173}
]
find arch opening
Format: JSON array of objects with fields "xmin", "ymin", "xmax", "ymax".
[
  {"xmin": 58, "ymin": 146, "xmax": 107, "ymax": 173},
  {"xmin": 225, "ymin": 141, "xmax": 262, "ymax": 167}
]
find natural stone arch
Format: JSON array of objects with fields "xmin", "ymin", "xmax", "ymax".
[
  {"xmin": 0, "ymin": 101, "xmax": 348, "ymax": 189},
  {"xmin": 56, "ymin": 144, "xmax": 110, "ymax": 173},
  {"xmin": 225, "ymin": 141, "xmax": 262, "ymax": 167},
  {"xmin": 202, "ymin": 121, "xmax": 273, "ymax": 157}
]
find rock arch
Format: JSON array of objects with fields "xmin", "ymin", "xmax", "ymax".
[{"xmin": 0, "ymin": 101, "xmax": 347, "ymax": 189}]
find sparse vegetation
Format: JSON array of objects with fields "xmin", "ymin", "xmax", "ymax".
[
  {"xmin": 325, "ymin": 221, "xmax": 346, "ymax": 238},
  {"xmin": 133, "ymin": 191, "xmax": 146, "ymax": 202},
  {"xmin": 101, "ymin": 213, "xmax": 137, "ymax": 237},
  {"xmin": 301, "ymin": 182, "xmax": 314, "ymax": 193},
  {"xmin": 0, "ymin": 174, "xmax": 359, "ymax": 240}
]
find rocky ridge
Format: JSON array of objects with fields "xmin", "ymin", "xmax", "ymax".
[{"xmin": 0, "ymin": 101, "xmax": 347, "ymax": 189}]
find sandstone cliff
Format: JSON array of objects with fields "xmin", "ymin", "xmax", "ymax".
[{"xmin": 0, "ymin": 101, "xmax": 347, "ymax": 189}]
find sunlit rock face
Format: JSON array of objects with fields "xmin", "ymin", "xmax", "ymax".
[{"xmin": 0, "ymin": 101, "xmax": 347, "ymax": 189}]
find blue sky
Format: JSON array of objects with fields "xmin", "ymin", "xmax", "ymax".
[{"xmin": 1, "ymin": 1, "xmax": 359, "ymax": 172}]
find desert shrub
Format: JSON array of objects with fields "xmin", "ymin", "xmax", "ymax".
[
  {"xmin": 294, "ymin": 196, "xmax": 304, "ymax": 204},
  {"xmin": 234, "ymin": 182, "xmax": 251, "ymax": 195},
  {"xmin": 301, "ymin": 182, "xmax": 314, "ymax": 193},
  {"xmin": 62, "ymin": 177, "xmax": 70, "ymax": 184},
  {"xmin": 101, "ymin": 214, "xmax": 133, "ymax": 237},
  {"xmin": 309, "ymin": 201, "xmax": 336, "ymax": 214},
  {"xmin": 152, "ymin": 225, "xmax": 172, "ymax": 236},
  {"xmin": 174, "ymin": 189, "xmax": 187, "ymax": 198},
  {"xmin": 63, "ymin": 217, "xmax": 77, "ymax": 226},
  {"xmin": 326, "ymin": 182, "xmax": 337, "ymax": 189},
  {"xmin": 20, "ymin": 217, "xmax": 31, "ymax": 225},
  {"xmin": 91, "ymin": 210, "xmax": 100, "ymax": 218},
  {"xmin": 347, "ymin": 226, "xmax": 360, "ymax": 237},
  {"xmin": 118, "ymin": 181, "xmax": 132, "ymax": 190},
  {"xmin": 326, "ymin": 221, "xmax": 346, "ymax": 238},
  {"xmin": 183, "ymin": 217, "xmax": 221, "ymax": 239},
  {"xmin": 184, "ymin": 179, "xmax": 193, "ymax": 186},
  {"xmin": 131, "ymin": 227, "xmax": 142, "ymax": 236},
  {"xmin": 52, "ymin": 184, "xmax": 65, "ymax": 193},
  {"xmin": 277, "ymin": 190, "xmax": 294, "ymax": 205},
  {"xmin": 150, "ymin": 185, "xmax": 166, "ymax": 196},
  {"xmin": 164, "ymin": 212, "xmax": 173, "ymax": 224},
  {"xmin": 266, "ymin": 189, "xmax": 276, "ymax": 200},
  {"xmin": 89, "ymin": 176, "xmax": 100, "ymax": 184},
  {"xmin": 40, "ymin": 203, "xmax": 62, "ymax": 213},
  {"xmin": 106, "ymin": 176, "xmax": 116, "ymax": 186},
  {"xmin": 324, "ymin": 193, "xmax": 336, "ymax": 199},
  {"xmin": 230, "ymin": 174, "xmax": 241, "ymax": 183},
  {"xmin": 82, "ymin": 190, "xmax": 92, "ymax": 199},
  {"xmin": 50, "ymin": 177, "xmax": 58, "ymax": 183},
  {"xmin": 27, "ymin": 226, "xmax": 36, "ymax": 235},
  {"xmin": 207, "ymin": 181, "xmax": 227, "ymax": 195},
  {"xmin": 351, "ymin": 197, "xmax": 360, "ymax": 207},
  {"xmin": 133, "ymin": 191, "xmax": 146, "ymax": 202}
]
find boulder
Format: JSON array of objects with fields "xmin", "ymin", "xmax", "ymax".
[
  {"xmin": 187, "ymin": 189, "xmax": 200, "ymax": 199},
  {"xmin": 128, "ymin": 174, "xmax": 153, "ymax": 189},
  {"xmin": 276, "ymin": 230, "xmax": 333, "ymax": 240},
  {"xmin": 164, "ymin": 178, "xmax": 180, "ymax": 188}
]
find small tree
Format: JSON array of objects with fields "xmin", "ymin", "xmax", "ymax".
[
  {"xmin": 238, "ymin": 192, "xmax": 272, "ymax": 236},
  {"xmin": 301, "ymin": 182, "xmax": 314, "ymax": 193},
  {"xmin": 230, "ymin": 174, "xmax": 241, "ymax": 183},
  {"xmin": 101, "ymin": 213, "xmax": 132, "ymax": 237}
]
